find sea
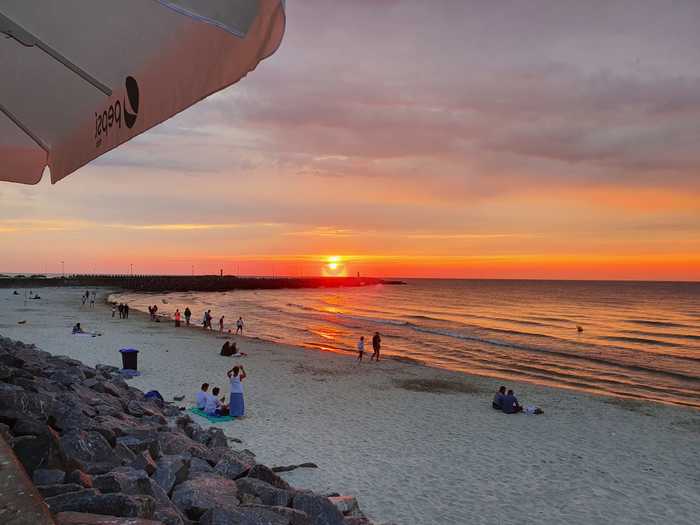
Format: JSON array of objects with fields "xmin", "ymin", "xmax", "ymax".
[{"xmin": 109, "ymin": 279, "xmax": 700, "ymax": 409}]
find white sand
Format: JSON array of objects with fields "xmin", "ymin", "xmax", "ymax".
[{"xmin": 2, "ymin": 287, "xmax": 699, "ymax": 525}]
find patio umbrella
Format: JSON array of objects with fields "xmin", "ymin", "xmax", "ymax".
[{"xmin": 0, "ymin": 0, "xmax": 286, "ymax": 184}]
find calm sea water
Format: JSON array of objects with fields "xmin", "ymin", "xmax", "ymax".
[{"xmin": 110, "ymin": 280, "xmax": 700, "ymax": 408}]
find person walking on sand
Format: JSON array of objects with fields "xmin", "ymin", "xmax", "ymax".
[
  {"xmin": 371, "ymin": 332, "xmax": 381, "ymax": 361},
  {"xmin": 111, "ymin": 304, "xmax": 116, "ymax": 318},
  {"xmin": 124, "ymin": 303, "xmax": 129, "ymax": 319},
  {"xmin": 82, "ymin": 291, "xmax": 87, "ymax": 305},
  {"xmin": 236, "ymin": 317, "xmax": 244, "ymax": 335},
  {"xmin": 90, "ymin": 291, "xmax": 96, "ymax": 308},
  {"xmin": 174, "ymin": 309, "xmax": 181, "ymax": 328},
  {"xmin": 118, "ymin": 303, "xmax": 124, "ymax": 319},
  {"xmin": 219, "ymin": 315, "xmax": 225, "ymax": 333},
  {"xmin": 357, "ymin": 336, "xmax": 365, "ymax": 362},
  {"xmin": 227, "ymin": 365, "xmax": 246, "ymax": 416},
  {"xmin": 184, "ymin": 307, "xmax": 191, "ymax": 326}
]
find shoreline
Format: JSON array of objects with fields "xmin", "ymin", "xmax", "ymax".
[
  {"xmin": 108, "ymin": 290, "xmax": 700, "ymax": 412},
  {"xmin": 2, "ymin": 287, "xmax": 699, "ymax": 524}
]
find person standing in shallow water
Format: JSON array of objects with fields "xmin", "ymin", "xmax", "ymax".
[
  {"xmin": 357, "ymin": 336, "xmax": 365, "ymax": 362},
  {"xmin": 371, "ymin": 332, "xmax": 381, "ymax": 361},
  {"xmin": 184, "ymin": 307, "xmax": 191, "ymax": 326}
]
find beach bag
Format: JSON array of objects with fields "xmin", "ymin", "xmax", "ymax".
[{"xmin": 144, "ymin": 390, "xmax": 164, "ymax": 402}]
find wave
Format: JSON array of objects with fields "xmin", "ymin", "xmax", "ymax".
[
  {"xmin": 625, "ymin": 319, "xmax": 691, "ymax": 329},
  {"xmin": 600, "ymin": 336, "xmax": 684, "ymax": 348},
  {"xmin": 623, "ymin": 330, "xmax": 700, "ymax": 342}
]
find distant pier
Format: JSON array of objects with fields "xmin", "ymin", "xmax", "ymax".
[{"xmin": 0, "ymin": 274, "xmax": 406, "ymax": 292}]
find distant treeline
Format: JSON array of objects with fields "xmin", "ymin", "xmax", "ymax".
[{"xmin": 0, "ymin": 274, "xmax": 405, "ymax": 292}]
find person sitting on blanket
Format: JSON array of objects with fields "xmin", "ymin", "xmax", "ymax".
[
  {"xmin": 196, "ymin": 383, "xmax": 209, "ymax": 410},
  {"xmin": 72, "ymin": 323, "xmax": 85, "ymax": 334},
  {"xmin": 492, "ymin": 385, "xmax": 506, "ymax": 410},
  {"xmin": 204, "ymin": 387, "xmax": 229, "ymax": 416}
]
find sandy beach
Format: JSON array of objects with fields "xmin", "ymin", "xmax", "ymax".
[{"xmin": 1, "ymin": 287, "xmax": 699, "ymax": 525}]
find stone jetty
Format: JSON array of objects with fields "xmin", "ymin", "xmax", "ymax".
[{"xmin": 0, "ymin": 335, "xmax": 374, "ymax": 525}]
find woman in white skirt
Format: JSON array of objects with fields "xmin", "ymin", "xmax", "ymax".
[{"xmin": 227, "ymin": 365, "xmax": 247, "ymax": 417}]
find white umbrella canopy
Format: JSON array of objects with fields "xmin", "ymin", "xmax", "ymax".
[{"xmin": 0, "ymin": 0, "xmax": 286, "ymax": 184}]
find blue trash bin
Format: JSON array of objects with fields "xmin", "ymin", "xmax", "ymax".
[{"xmin": 119, "ymin": 348, "xmax": 139, "ymax": 370}]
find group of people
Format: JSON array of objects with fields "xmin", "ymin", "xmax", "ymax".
[
  {"xmin": 196, "ymin": 366, "xmax": 247, "ymax": 417},
  {"xmin": 357, "ymin": 332, "xmax": 382, "ymax": 362},
  {"xmin": 112, "ymin": 303, "xmax": 130, "ymax": 318},
  {"xmin": 148, "ymin": 304, "xmax": 160, "ymax": 321},
  {"xmin": 492, "ymin": 386, "xmax": 542, "ymax": 414},
  {"xmin": 81, "ymin": 290, "xmax": 96, "ymax": 308}
]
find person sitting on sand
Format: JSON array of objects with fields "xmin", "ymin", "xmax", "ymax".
[
  {"xmin": 204, "ymin": 386, "xmax": 228, "ymax": 416},
  {"xmin": 357, "ymin": 336, "xmax": 365, "ymax": 362},
  {"xmin": 227, "ymin": 366, "xmax": 246, "ymax": 417},
  {"xmin": 502, "ymin": 389, "xmax": 523, "ymax": 414},
  {"xmin": 72, "ymin": 323, "xmax": 84, "ymax": 334},
  {"xmin": 196, "ymin": 383, "xmax": 209, "ymax": 410},
  {"xmin": 221, "ymin": 340, "xmax": 233, "ymax": 356},
  {"xmin": 492, "ymin": 386, "xmax": 506, "ymax": 410}
]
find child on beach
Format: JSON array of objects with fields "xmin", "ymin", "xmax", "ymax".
[{"xmin": 357, "ymin": 336, "xmax": 365, "ymax": 362}]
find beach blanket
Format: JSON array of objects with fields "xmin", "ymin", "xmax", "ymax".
[{"xmin": 188, "ymin": 407, "xmax": 235, "ymax": 423}]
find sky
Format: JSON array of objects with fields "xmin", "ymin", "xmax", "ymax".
[{"xmin": 1, "ymin": 0, "xmax": 699, "ymax": 280}]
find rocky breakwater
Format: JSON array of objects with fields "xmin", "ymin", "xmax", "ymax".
[{"xmin": 0, "ymin": 336, "xmax": 374, "ymax": 525}]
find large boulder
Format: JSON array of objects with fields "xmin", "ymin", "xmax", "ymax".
[
  {"xmin": 116, "ymin": 434, "xmax": 162, "ymax": 460},
  {"xmin": 59, "ymin": 430, "xmax": 122, "ymax": 474},
  {"xmin": 188, "ymin": 457, "xmax": 215, "ymax": 477},
  {"xmin": 153, "ymin": 454, "xmax": 190, "ymax": 495},
  {"xmin": 130, "ymin": 450, "xmax": 157, "ymax": 475},
  {"xmin": 171, "ymin": 474, "xmax": 239, "ymax": 520},
  {"xmin": 215, "ymin": 454, "xmax": 252, "ymax": 481},
  {"xmin": 0, "ymin": 389, "xmax": 53, "ymax": 419},
  {"xmin": 328, "ymin": 496, "xmax": 361, "ymax": 517},
  {"xmin": 12, "ymin": 426, "xmax": 63, "ymax": 475},
  {"xmin": 292, "ymin": 494, "xmax": 345, "ymax": 525},
  {"xmin": 33, "ymin": 468, "xmax": 66, "ymax": 485},
  {"xmin": 93, "ymin": 467, "xmax": 151, "ymax": 494},
  {"xmin": 240, "ymin": 505, "xmax": 312, "ymax": 525},
  {"xmin": 158, "ymin": 431, "xmax": 216, "ymax": 464},
  {"xmin": 247, "ymin": 464, "xmax": 290, "ymax": 490},
  {"xmin": 65, "ymin": 469, "xmax": 93, "ymax": 488},
  {"xmin": 201, "ymin": 506, "xmax": 311, "ymax": 525},
  {"xmin": 37, "ymin": 484, "xmax": 85, "ymax": 498},
  {"xmin": 236, "ymin": 478, "xmax": 291, "ymax": 507},
  {"xmin": 45, "ymin": 489, "xmax": 156, "ymax": 519}
]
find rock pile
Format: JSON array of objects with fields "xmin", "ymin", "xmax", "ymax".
[{"xmin": 0, "ymin": 336, "xmax": 373, "ymax": 525}]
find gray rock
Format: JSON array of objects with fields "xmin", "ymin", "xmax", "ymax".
[
  {"xmin": 37, "ymin": 483, "xmax": 84, "ymax": 498},
  {"xmin": 153, "ymin": 455, "xmax": 190, "ymax": 495},
  {"xmin": 33, "ymin": 468, "xmax": 66, "ymax": 485},
  {"xmin": 236, "ymin": 478, "xmax": 291, "ymax": 507},
  {"xmin": 12, "ymin": 428, "xmax": 63, "ymax": 475},
  {"xmin": 115, "ymin": 441, "xmax": 137, "ymax": 463},
  {"xmin": 116, "ymin": 434, "xmax": 161, "ymax": 460},
  {"xmin": 247, "ymin": 464, "xmax": 290, "ymax": 490},
  {"xmin": 93, "ymin": 468, "xmax": 151, "ymax": 494},
  {"xmin": 171, "ymin": 474, "xmax": 239, "ymax": 520},
  {"xmin": 45, "ymin": 489, "xmax": 156, "ymax": 519},
  {"xmin": 0, "ymin": 389, "xmax": 53, "ymax": 419},
  {"xmin": 215, "ymin": 454, "xmax": 252, "ymax": 481},
  {"xmin": 65, "ymin": 469, "xmax": 93, "ymax": 488},
  {"xmin": 13, "ymin": 418, "xmax": 50, "ymax": 436},
  {"xmin": 205, "ymin": 427, "xmax": 228, "ymax": 449},
  {"xmin": 130, "ymin": 450, "xmax": 157, "ymax": 476},
  {"xmin": 292, "ymin": 494, "xmax": 345, "ymax": 525},
  {"xmin": 59, "ymin": 430, "xmax": 122, "ymax": 474},
  {"xmin": 189, "ymin": 456, "xmax": 215, "ymax": 477},
  {"xmin": 158, "ymin": 431, "xmax": 216, "ymax": 464},
  {"xmin": 240, "ymin": 505, "xmax": 312, "ymax": 525}
]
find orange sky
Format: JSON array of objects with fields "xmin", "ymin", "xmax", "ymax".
[{"xmin": 1, "ymin": 1, "xmax": 699, "ymax": 281}]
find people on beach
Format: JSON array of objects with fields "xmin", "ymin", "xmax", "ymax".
[
  {"xmin": 236, "ymin": 317, "xmax": 244, "ymax": 335},
  {"xmin": 227, "ymin": 365, "xmax": 246, "ymax": 417},
  {"xmin": 124, "ymin": 303, "xmax": 129, "ymax": 319},
  {"xmin": 196, "ymin": 383, "xmax": 210, "ymax": 410},
  {"xmin": 174, "ymin": 309, "xmax": 181, "ymax": 327},
  {"xmin": 357, "ymin": 336, "xmax": 365, "ymax": 362},
  {"xmin": 184, "ymin": 307, "xmax": 191, "ymax": 326},
  {"xmin": 204, "ymin": 386, "xmax": 228, "ymax": 416},
  {"xmin": 219, "ymin": 315, "xmax": 225, "ymax": 333},
  {"xmin": 90, "ymin": 291, "xmax": 96, "ymax": 308},
  {"xmin": 81, "ymin": 291, "xmax": 87, "ymax": 305},
  {"xmin": 111, "ymin": 304, "xmax": 116, "ymax": 318},
  {"xmin": 502, "ymin": 389, "xmax": 523, "ymax": 414},
  {"xmin": 492, "ymin": 386, "xmax": 506, "ymax": 410},
  {"xmin": 72, "ymin": 322, "xmax": 84, "ymax": 334},
  {"xmin": 118, "ymin": 303, "xmax": 124, "ymax": 318},
  {"xmin": 202, "ymin": 310, "xmax": 213, "ymax": 330},
  {"xmin": 371, "ymin": 332, "xmax": 381, "ymax": 361}
]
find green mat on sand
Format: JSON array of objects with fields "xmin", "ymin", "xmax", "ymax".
[{"xmin": 188, "ymin": 407, "xmax": 236, "ymax": 422}]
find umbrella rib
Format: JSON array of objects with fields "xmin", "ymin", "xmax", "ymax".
[
  {"xmin": 0, "ymin": 103, "xmax": 50, "ymax": 153},
  {"xmin": 0, "ymin": 12, "xmax": 112, "ymax": 96}
]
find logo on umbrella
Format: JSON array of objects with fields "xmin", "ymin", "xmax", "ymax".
[
  {"xmin": 94, "ymin": 76, "xmax": 140, "ymax": 147},
  {"xmin": 124, "ymin": 76, "xmax": 139, "ymax": 129}
]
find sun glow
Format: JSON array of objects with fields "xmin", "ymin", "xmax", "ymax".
[{"xmin": 323, "ymin": 255, "xmax": 346, "ymax": 276}]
